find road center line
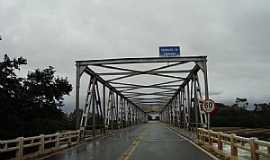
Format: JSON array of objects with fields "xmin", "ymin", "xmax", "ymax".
[{"xmin": 120, "ymin": 126, "xmax": 146, "ymax": 160}]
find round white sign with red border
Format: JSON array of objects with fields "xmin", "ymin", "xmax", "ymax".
[{"xmin": 202, "ymin": 99, "xmax": 215, "ymax": 113}]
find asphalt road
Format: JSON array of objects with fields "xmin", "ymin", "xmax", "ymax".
[{"xmin": 47, "ymin": 122, "xmax": 213, "ymax": 160}]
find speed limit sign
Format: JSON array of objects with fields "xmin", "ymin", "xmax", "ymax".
[{"xmin": 203, "ymin": 99, "xmax": 215, "ymax": 113}]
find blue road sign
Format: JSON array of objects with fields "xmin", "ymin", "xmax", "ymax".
[{"xmin": 159, "ymin": 46, "xmax": 180, "ymax": 57}]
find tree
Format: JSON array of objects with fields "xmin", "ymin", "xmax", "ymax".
[
  {"xmin": 0, "ymin": 55, "xmax": 27, "ymax": 102},
  {"xmin": 21, "ymin": 66, "xmax": 72, "ymax": 136},
  {"xmin": 0, "ymin": 54, "xmax": 27, "ymax": 139},
  {"xmin": 24, "ymin": 66, "xmax": 72, "ymax": 109},
  {"xmin": 211, "ymin": 103, "xmax": 270, "ymax": 128},
  {"xmin": 0, "ymin": 55, "xmax": 73, "ymax": 139}
]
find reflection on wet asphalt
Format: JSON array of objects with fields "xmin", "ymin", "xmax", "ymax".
[
  {"xmin": 47, "ymin": 122, "xmax": 213, "ymax": 160},
  {"xmin": 130, "ymin": 122, "xmax": 212, "ymax": 160},
  {"xmin": 47, "ymin": 125, "xmax": 144, "ymax": 160}
]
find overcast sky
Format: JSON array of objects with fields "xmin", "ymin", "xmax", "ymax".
[{"xmin": 1, "ymin": 0, "xmax": 270, "ymax": 112}]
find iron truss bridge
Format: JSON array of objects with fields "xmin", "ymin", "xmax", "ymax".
[{"xmin": 75, "ymin": 56, "xmax": 209, "ymax": 133}]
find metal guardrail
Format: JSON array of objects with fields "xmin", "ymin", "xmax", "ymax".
[
  {"xmin": 0, "ymin": 130, "xmax": 80, "ymax": 160},
  {"xmin": 197, "ymin": 128, "xmax": 270, "ymax": 160}
]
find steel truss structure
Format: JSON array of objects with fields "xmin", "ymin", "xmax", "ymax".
[{"xmin": 75, "ymin": 56, "xmax": 209, "ymax": 135}]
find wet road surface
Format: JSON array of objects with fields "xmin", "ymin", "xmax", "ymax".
[{"xmin": 47, "ymin": 122, "xmax": 213, "ymax": 160}]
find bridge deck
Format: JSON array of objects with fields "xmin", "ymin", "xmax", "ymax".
[{"xmin": 47, "ymin": 122, "xmax": 213, "ymax": 160}]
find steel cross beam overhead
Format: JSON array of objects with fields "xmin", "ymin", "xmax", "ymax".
[
  {"xmin": 75, "ymin": 56, "xmax": 209, "ymax": 131},
  {"xmin": 76, "ymin": 56, "xmax": 206, "ymax": 65}
]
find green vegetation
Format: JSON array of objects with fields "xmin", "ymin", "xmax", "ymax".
[
  {"xmin": 0, "ymin": 55, "xmax": 73, "ymax": 139},
  {"xmin": 211, "ymin": 103, "xmax": 270, "ymax": 128}
]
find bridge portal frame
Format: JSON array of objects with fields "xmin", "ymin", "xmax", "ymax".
[{"xmin": 75, "ymin": 56, "xmax": 209, "ymax": 135}]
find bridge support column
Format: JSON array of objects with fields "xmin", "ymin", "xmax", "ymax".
[
  {"xmin": 103, "ymin": 85, "xmax": 106, "ymax": 133},
  {"xmin": 75, "ymin": 63, "xmax": 82, "ymax": 130}
]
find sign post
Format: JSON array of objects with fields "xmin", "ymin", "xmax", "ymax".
[
  {"xmin": 208, "ymin": 113, "xmax": 210, "ymax": 129},
  {"xmin": 202, "ymin": 99, "xmax": 215, "ymax": 129}
]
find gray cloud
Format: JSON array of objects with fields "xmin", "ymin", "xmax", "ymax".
[{"xmin": 1, "ymin": 0, "xmax": 270, "ymax": 112}]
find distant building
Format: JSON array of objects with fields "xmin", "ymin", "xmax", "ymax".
[{"xmin": 235, "ymin": 98, "xmax": 248, "ymax": 110}]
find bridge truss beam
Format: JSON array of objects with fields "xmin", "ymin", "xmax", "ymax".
[
  {"xmin": 75, "ymin": 65, "xmax": 146, "ymax": 136},
  {"xmin": 75, "ymin": 56, "xmax": 209, "ymax": 135},
  {"xmin": 160, "ymin": 61, "xmax": 209, "ymax": 129}
]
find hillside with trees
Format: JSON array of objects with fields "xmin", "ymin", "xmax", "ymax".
[{"xmin": 211, "ymin": 103, "xmax": 270, "ymax": 128}]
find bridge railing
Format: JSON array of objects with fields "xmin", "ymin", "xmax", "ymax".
[
  {"xmin": 0, "ymin": 130, "xmax": 80, "ymax": 160},
  {"xmin": 197, "ymin": 128, "xmax": 270, "ymax": 160},
  {"xmin": 0, "ymin": 123, "xmax": 137, "ymax": 160}
]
